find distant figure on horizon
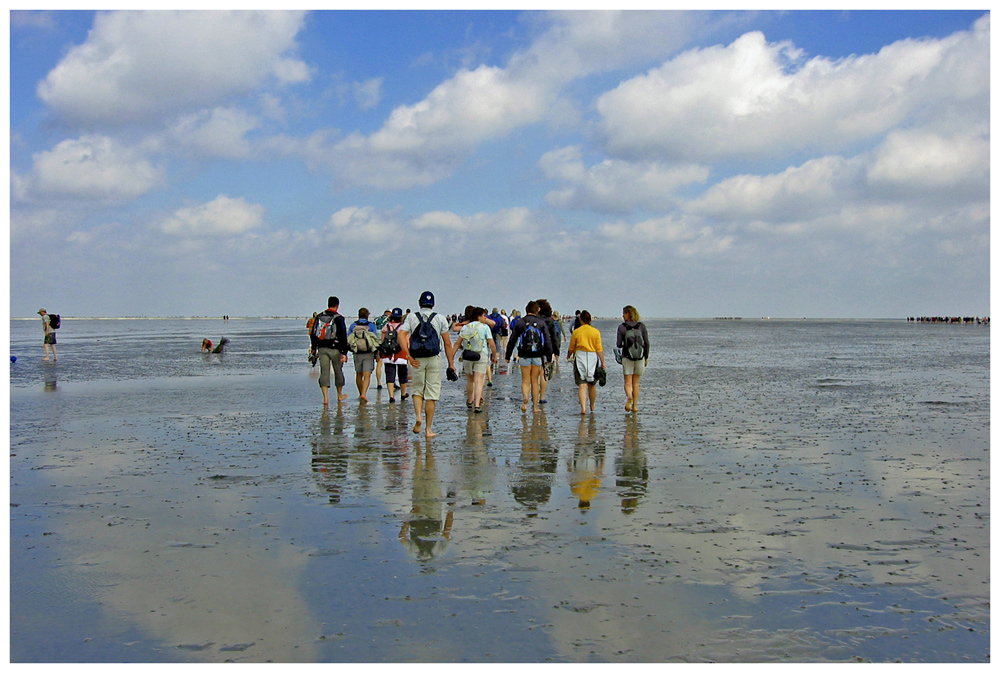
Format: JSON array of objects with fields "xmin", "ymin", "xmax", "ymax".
[{"xmin": 38, "ymin": 309, "xmax": 57, "ymax": 361}]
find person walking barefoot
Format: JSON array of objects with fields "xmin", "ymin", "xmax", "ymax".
[
  {"xmin": 617, "ymin": 305, "xmax": 650, "ymax": 412},
  {"xmin": 567, "ymin": 310, "xmax": 605, "ymax": 414}
]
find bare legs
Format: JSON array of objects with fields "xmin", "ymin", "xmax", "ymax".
[
  {"xmin": 624, "ymin": 373, "xmax": 641, "ymax": 412},
  {"xmin": 519, "ymin": 364, "xmax": 542, "ymax": 413},
  {"xmin": 578, "ymin": 382, "xmax": 597, "ymax": 414},
  {"xmin": 412, "ymin": 397, "xmax": 438, "ymax": 438}
]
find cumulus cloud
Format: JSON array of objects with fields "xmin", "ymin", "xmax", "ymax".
[
  {"xmin": 866, "ymin": 129, "xmax": 989, "ymax": 197},
  {"xmin": 598, "ymin": 214, "xmax": 734, "ymax": 256},
  {"xmin": 596, "ymin": 14, "xmax": 989, "ymax": 163},
  {"xmin": 13, "ymin": 135, "xmax": 163, "ymax": 203},
  {"xmin": 540, "ymin": 145, "xmax": 709, "ymax": 213},
  {"xmin": 325, "ymin": 11, "xmax": 702, "ymax": 189},
  {"xmin": 37, "ymin": 10, "xmax": 309, "ymax": 126},
  {"xmin": 159, "ymin": 195, "xmax": 265, "ymax": 237},
  {"xmin": 164, "ymin": 107, "xmax": 260, "ymax": 158}
]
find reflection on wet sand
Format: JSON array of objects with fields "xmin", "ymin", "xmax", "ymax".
[{"xmin": 10, "ymin": 319, "xmax": 989, "ymax": 663}]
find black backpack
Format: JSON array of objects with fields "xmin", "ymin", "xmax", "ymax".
[
  {"xmin": 379, "ymin": 325, "xmax": 401, "ymax": 357},
  {"xmin": 408, "ymin": 312, "xmax": 441, "ymax": 358},
  {"xmin": 48, "ymin": 314, "xmax": 61, "ymax": 329},
  {"xmin": 623, "ymin": 323, "xmax": 645, "ymax": 360}
]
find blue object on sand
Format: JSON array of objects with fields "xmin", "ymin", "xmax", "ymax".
[{"xmin": 10, "ymin": 356, "xmax": 16, "ymax": 363}]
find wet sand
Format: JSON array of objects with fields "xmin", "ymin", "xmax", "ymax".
[{"xmin": 9, "ymin": 319, "xmax": 989, "ymax": 662}]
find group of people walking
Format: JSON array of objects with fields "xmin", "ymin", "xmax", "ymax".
[{"xmin": 307, "ymin": 292, "xmax": 652, "ymax": 437}]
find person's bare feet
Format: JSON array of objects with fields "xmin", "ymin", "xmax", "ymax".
[
  {"xmin": 425, "ymin": 430, "xmax": 438, "ymax": 438},
  {"xmin": 412, "ymin": 421, "xmax": 422, "ymax": 434},
  {"xmin": 338, "ymin": 393, "xmax": 348, "ymax": 402}
]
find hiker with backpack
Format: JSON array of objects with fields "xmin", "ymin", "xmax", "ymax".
[
  {"xmin": 536, "ymin": 299, "xmax": 560, "ymax": 405},
  {"xmin": 379, "ymin": 308, "xmax": 409, "ymax": 403},
  {"xmin": 37, "ymin": 309, "xmax": 58, "ymax": 361},
  {"xmin": 347, "ymin": 307, "xmax": 382, "ymax": 403},
  {"xmin": 567, "ymin": 310, "xmax": 606, "ymax": 415},
  {"xmin": 456, "ymin": 306, "xmax": 498, "ymax": 413},
  {"xmin": 310, "ymin": 296, "xmax": 349, "ymax": 406},
  {"xmin": 617, "ymin": 305, "xmax": 650, "ymax": 413},
  {"xmin": 399, "ymin": 291, "xmax": 456, "ymax": 438},
  {"xmin": 504, "ymin": 300, "xmax": 552, "ymax": 414}
]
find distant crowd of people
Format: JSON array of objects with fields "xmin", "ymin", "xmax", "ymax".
[
  {"xmin": 908, "ymin": 316, "xmax": 989, "ymax": 324},
  {"xmin": 305, "ymin": 292, "xmax": 652, "ymax": 437}
]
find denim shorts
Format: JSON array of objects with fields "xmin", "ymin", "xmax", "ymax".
[{"xmin": 518, "ymin": 357, "xmax": 543, "ymax": 367}]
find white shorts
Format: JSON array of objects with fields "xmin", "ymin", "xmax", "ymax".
[
  {"xmin": 573, "ymin": 351, "xmax": 599, "ymax": 384},
  {"xmin": 623, "ymin": 357, "xmax": 646, "ymax": 376}
]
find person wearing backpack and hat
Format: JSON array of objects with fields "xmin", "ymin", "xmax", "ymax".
[
  {"xmin": 310, "ymin": 296, "xmax": 349, "ymax": 406},
  {"xmin": 38, "ymin": 309, "xmax": 57, "ymax": 361},
  {"xmin": 617, "ymin": 305, "xmax": 650, "ymax": 412},
  {"xmin": 399, "ymin": 291, "xmax": 456, "ymax": 438},
  {"xmin": 380, "ymin": 308, "xmax": 409, "ymax": 403},
  {"xmin": 347, "ymin": 307, "xmax": 382, "ymax": 403}
]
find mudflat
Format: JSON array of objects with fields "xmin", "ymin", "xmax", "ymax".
[{"xmin": 9, "ymin": 318, "xmax": 989, "ymax": 662}]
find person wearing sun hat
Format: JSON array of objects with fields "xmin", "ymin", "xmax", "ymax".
[{"xmin": 37, "ymin": 309, "xmax": 57, "ymax": 362}]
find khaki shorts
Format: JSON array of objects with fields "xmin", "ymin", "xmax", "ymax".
[
  {"xmin": 410, "ymin": 355, "xmax": 443, "ymax": 400},
  {"xmin": 463, "ymin": 359, "xmax": 489, "ymax": 375},
  {"xmin": 623, "ymin": 357, "xmax": 646, "ymax": 376}
]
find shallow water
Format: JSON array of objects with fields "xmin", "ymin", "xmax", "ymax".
[{"xmin": 9, "ymin": 318, "xmax": 989, "ymax": 662}]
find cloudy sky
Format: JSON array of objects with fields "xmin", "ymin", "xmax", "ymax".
[{"xmin": 9, "ymin": 9, "xmax": 990, "ymax": 318}]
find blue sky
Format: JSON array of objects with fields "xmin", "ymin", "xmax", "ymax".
[{"xmin": 8, "ymin": 9, "xmax": 990, "ymax": 318}]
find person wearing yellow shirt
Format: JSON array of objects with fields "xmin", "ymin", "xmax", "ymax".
[{"xmin": 566, "ymin": 310, "xmax": 605, "ymax": 415}]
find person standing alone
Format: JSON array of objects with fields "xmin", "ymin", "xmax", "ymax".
[
  {"xmin": 38, "ymin": 309, "xmax": 57, "ymax": 361},
  {"xmin": 310, "ymin": 296, "xmax": 349, "ymax": 406}
]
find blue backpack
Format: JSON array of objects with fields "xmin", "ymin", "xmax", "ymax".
[{"xmin": 409, "ymin": 312, "xmax": 441, "ymax": 358}]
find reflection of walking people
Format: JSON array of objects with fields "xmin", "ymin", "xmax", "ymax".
[
  {"xmin": 399, "ymin": 442, "xmax": 454, "ymax": 561},
  {"xmin": 38, "ymin": 309, "xmax": 57, "ymax": 361},
  {"xmin": 310, "ymin": 296, "xmax": 349, "ymax": 406},
  {"xmin": 399, "ymin": 291, "xmax": 456, "ymax": 438},
  {"xmin": 617, "ymin": 305, "xmax": 649, "ymax": 412},
  {"xmin": 567, "ymin": 310, "xmax": 605, "ymax": 414}
]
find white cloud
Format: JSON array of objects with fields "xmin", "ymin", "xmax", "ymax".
[
  {"xmin": 866, "ymin": 129, "xmax": 989, "ymax": 197},
  {"xmin": 353, "ymin": 78, "xmax": 384, "ymax": 110},
  {"xmin": 598, "ymin": 214, "xmax": 734, "ymax": 256},
  {"xmin": 540, "ymin": 145, "xmax": 709, "ymax": 213},
  {"xmin": 38, "ymin": 10, "xmax": 309, "ymax": 126},
  {"xmin": 596, "ymin": 15, "xmax": 989, "ymax": 162},
  {"xmin": 325, "ymin": 11, "xmax": 702, "ymax": 189},
  {"xmin": 689, "ymin": 155, "xmax": 859, "ymax": 224},
  {"xmin": 165, "ymin": 107, "xmax": 260, "ymax": 158},
  {"xmin": 14, "ymin": 135, "xmax": 163, "ymax": 203},
  {"xmin": 159, "ymin": 195, "xmax": 265, "ymax": 237}
]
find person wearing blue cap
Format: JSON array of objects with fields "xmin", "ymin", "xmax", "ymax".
[{"xmin": 399, "ymin": 291, "xmax": 456, "ymax": 438}]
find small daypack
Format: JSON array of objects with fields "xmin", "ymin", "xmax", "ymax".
[
  {"xmin": 312, "ymin": 312, "xmax": 338, "ymax": 342},
  {"xmin": 380, "ymin": 325, "xmax": 401, "ymax": 357},
  {"xmin": 623, "ymin": 323, "xmax": 645, "ymax": 360},
  {"xmin": 409, "ymin": 312, "xmax": 441, "ymax": 358},
  {"xmin": 48, "ymin": 314, "xmax": 61, "ymax": 329},
  {"xmin": 348, "ymin": 323, "xmax": 378, "ymax": 353},
  {"xmin": 518, "ymin": 321, "xmax": 545, "ymax": 356},
  {"xmin": 462, "ymin": 326, "xmax": 484, "ymax": 361}
]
